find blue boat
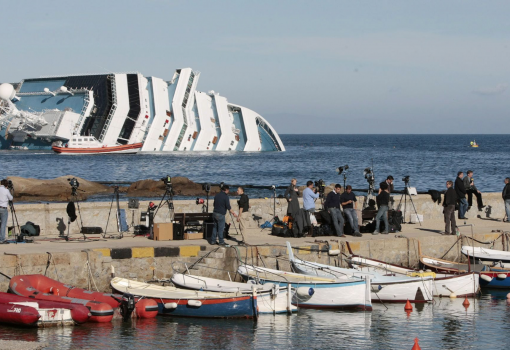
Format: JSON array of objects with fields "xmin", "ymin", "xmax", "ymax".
[{"xmin": 111, "ymin": 277, "xmax": 258, "ymax": 319}]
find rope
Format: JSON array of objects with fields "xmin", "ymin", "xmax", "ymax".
[
  {"xmin": 464, "ymin": 233, "xmax": 502, "ymax": 246},
  {"xmin": 440, "ymin": 237, "xmax": 462, "ymax": 260}
]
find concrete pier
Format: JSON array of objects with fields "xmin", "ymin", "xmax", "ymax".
[{"xmin": 0, "ymin": 193, "xmax": 508, "ymax": 293}]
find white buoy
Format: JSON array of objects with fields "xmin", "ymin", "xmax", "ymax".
[
  {"xmin": 328, "ymin": 249, "xmax": 340, "ymax": 256},
  {"xmin": 497, "ymin": 274, "xmax": 507, "ymax": 279},
  {"xmin": 187, "ymin": 300, "xmax": 202, "ymax": 307},
  {"xmin": 0, "ymin": 83, "xmax": 16, "ymax": 101},
  {"xmin": 296, "ymin": 287, "xmax": 314, "ymax": 299},
  {"xmin": 164, "ymin": 302, "xmax": 178, "ymax": 309},
  {"xmin": 480, "ymin": 274, "xmax": 493, "ymax": 283},
  {"xmin": 449, "ymin": 293, "xmax": 457, "ymax": 299}
]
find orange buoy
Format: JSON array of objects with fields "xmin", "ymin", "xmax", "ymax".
[
  {"xmin": 412, "ymin": 337, "xmax": 421, "ymax": 350},
  {"xmin": 462, "ymin": 296, "xmax": 470, "ymax": 307},
  {"xmin": 404, "ymin": 299, "xmax": 413, "ymax": 311}
]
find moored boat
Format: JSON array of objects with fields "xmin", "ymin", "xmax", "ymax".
[
  {"xmin": 171, "ymin": 273, "xmax": 297, "ymax": 314},
  {"xmin": 286, "ymin": 242, "xmax": 433, "ymax": 303},
  {"xmin": 0, "ymin": 303, "xmax": 41, "ymax": 327},
  {"xmin": 346, "ymin": 242, "xmax": 480, "ymax": 297},
  {"xmin": 111, "ymin": 277, "xmax": 258, "ymax": 319},
  {"xmin": 52, "ymin": 140, "xmax": 143, "ymax": 154},
  {"xmin": 0, "ymin": 292, "xmax": 90, "ymax": 324},
  {"xmin": 461, "ymin": 246, "xmax": 510, "ymax": 266},
  {"xmin": 237, "ymin": 265, "xmax": 372, "ymax": 311},
  {"xmin": 9, "ymin": 275, "xmax": 158, "ymax": 322}
]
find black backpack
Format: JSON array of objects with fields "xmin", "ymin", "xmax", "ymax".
[{"xmin": 388, "ymin": 210, "xmax": 402, "ymax": 232}]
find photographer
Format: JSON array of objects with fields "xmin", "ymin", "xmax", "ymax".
[
  {"xmin": 340, "ymin": 185, "xmax": 361, "ymax": 237},
  {"xmin": 0, "ymin": 180, "xmax": 13, "ymax": 244},
  {"xmin": 303, "ymin": 181, "xmax": 319, "ymax": 213},
  {"xmin": 237, "ymin": 187, "xmax": 250, "ymax": 234},
  {"xmin": 211, "ymin": 185, "xmax": 237, "ymax": 247},
  {"xmin": 464, "ymin": 170, "xmax": 484, "ymax": 211},
  {"xmin": 442, "ymin": 180, "xmax": 457, "ymax": 235},
  {"xmin": 455, "ymin": 171, "xmax": 468, "ymax": 220},
  {"xmin": 378, "ymin": 176, "xmax": 394, "ymax": 194},
  {"xmin": 503, "ymin": 177, "xmax": 510, "ymax": 222},
  {"xmin": 284, "ymin": 178, "xmax": 300, "ymax": 216},
  {"xmin": 373, "ymin": 182, "xmax": 390, "ymax": 235},
  {"xmin": 324, "ymin": 184, "xmax": 345, "ymax": 237}
]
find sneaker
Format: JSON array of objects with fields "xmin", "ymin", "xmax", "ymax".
[
  {"xmin": 382, "ymin": 231, "xmax": 389, "ymax": 234},
  {"xmin": 440, "ymin": 232, "xmax": 449, "ymax": 235},
  {"xmin": 459, "ymin": 217, "xmax": 468, "ymax": 220},
  {"xmin": 372, "ymin": 231, "xmax": 379, "ymax": 235},
  {"xmin": 353, "ymin": 232, "xmax": 362, "ymax": 237},
  {"xmin": 338, "ymin": 234, "xmax": 346, "ymax": 238},
  {"xmin": 219, "ymin": 242, "xmax": 230, "ymax": 247},
  {"xmin": 208, "ymin": 241, "xmax": 218, "ymax": 245}
]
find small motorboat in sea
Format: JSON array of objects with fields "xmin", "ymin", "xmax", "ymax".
[
  {"xmin": 470, "ymin": 140, "xmax": 479, "ymax": 148},
  {"xmin": 286, "ymin": 242, "xmax": 434, "ymax": 303},
  {"xmin": 171, "ymin": 273, "xmax": 297, "ymax": 314},
  {"xmin": 0, "ymin": 292, "xmax": 90, "ymax": 325},
  {"xmin": 346, "ymin": 242, "xmax": 480, "ymax": 297},
  {"xmin": 9, "ymin": 275, "xmax": 158, "ymax": 322},
  {"xmin": 111, "ymin": 277, "xmax": 259, "ymax": 319},
  {"xmin": 461, "ymin": 246, "xmax": 510, "ymax": 266},
  {"xmin": 237, "ymin": 265, "xmax": 372, "ymax": 311},
  {"xmin": 52, "ymin": 141, "xmax": 143, "ymax": 154}
]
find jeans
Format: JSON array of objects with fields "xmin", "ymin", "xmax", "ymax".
[
  {"xmin": 344, "ymin": 208, "xmax": 359, "ymax": 233},
  {"xmin": 328, "ymin": 207, "xmax": 345, "ymax": 236},
  {"xmin": 375, "ymin": 205, "xmax": 389, "ymax": 233},
  {"xmin": 458, "ymin": 198, "xmax": 468, "ymax": 218},
  {"xmin": 211, "ymin": 212, "xmax": 226, "ymax": 244},
  {"xmin": 505, "ymin": 199, "xmax": 510, "ymax": 221},
  {"xmin": 0, "ymin": 208, "xmax": 8, "ymax": 241},
  {"xmin": 444, "ymin": 205, "xmax": 456, "ymax": 234}
]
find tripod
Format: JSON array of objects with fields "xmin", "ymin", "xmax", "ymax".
[
  {"xmin": 150, "ymin": 185, "xmax": 175, "ymax": 239},
  {"xmin": 104, "ymin": 186, "xmax": 124, "ymax": 239},
  {"xmin": 398, "ymin": 181, "xmax": 421, "ymax": 225},
  {"xmin": 362, "ymin": 180, "xmax": 376, "ymax": 210},
  {"xmin": 8, "ymin": 200, "xmax": 21, "ymax": 244}
]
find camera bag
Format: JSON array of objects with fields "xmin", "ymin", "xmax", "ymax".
[{"xmin": 20, "ymin": 221, "xmax": 40, "ymax": 237}]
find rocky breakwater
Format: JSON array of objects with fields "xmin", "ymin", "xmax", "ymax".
[
  {"xmin": 7, "ymin": 176, "xmax": 110, "ymax": 201},
  {"xmin": 126, "ymin": 177, "xmax": 222, "ymax": 197}
]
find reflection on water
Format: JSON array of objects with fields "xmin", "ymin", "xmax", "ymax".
[{"xmin": 0, "ymin": 292, "xmax": 508, "ymax": 349}]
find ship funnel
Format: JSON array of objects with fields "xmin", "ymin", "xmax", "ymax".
[{"xmin": 0, "ymin": 83, "xmax": 17, "ymax": 101}]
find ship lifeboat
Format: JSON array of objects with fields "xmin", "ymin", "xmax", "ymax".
[
  {"xmin": 0, "ymin": 292, "xmax": 90, "ymax": 324},
  {"xmin": 52, "ymin": 142, "xmax": 143, "ymax": 155}
]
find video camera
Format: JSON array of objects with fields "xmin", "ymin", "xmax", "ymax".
[
  {"xmin": 67, "ymin": 178, "xmax": 79, "ymax": 189},
  {"xmin": 336, "ymin": 165, "xmax": 349, "ymax": 175},
  {"xmin": 6, "ymin": 180, "xmax": 13, "ymax": 191},
  {"xmin": 270, "ymin": 185, "xmax": 276, "ymax": 191},
  {"xmin": 402, "ymin": 175, "xmax": 410, "ymax": 183},
  {"xmin": 161, "ymin": 175, "xmax": 172, "ymax": 189},
  {"xmin": 314, "ymin": 179, "xmax": 326, "ymax": 194},
  {"xmin": 202, "ymin": 183, "xmax": 211, "ymax": 193},
  {"xmin": 364, "ymin": 168, "xmax": 374, "ymax": 184}
]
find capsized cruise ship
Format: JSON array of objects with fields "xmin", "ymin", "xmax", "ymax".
[{"xmin": 0, "ymin": 68, "xmax": 285, "ymax": 152}]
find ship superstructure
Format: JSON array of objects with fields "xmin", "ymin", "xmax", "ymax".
[{"xmin": 0, "ymin": 68, "xmax": 285, "ymax": 152}]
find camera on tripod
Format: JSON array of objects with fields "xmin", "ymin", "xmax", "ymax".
[
  {"xmin": 161, "ymin": 175, "xmax": 172, "ymax": 188},
  {"xmin": 270, "ymin": 185, "xmax": 276, "ymax": 191},
  {"xmin": 6, "ymin": 180, "xmax": 14, "ymax": 191},
  {"xmin": 202, "ymin": 183, "xmax": 211, "ymax": 193},
  {"xmin": 336, "ymin": 165, "xmax": 349, "ymax": 175},
  {"xmin": 364, "ymin": 168, "xmax": 374, "ymax": 184},
  {"xmin": 67, "ymin": 178, "xmax": 79, "ymax": 189},
  {"xmin": 314, "ymin": 179, "xmax": 326, "ymax": 194},
  {"xmin": 402, "ymin": 175, "xmax": 410, "ymax": 183}
]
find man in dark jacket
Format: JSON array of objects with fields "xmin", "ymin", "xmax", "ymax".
[
  {"xmin": 455, "ymin": 171, "xmax": 468, "ymax": 219},
  {"xmin": 378, "ymin": 175, "xmax": 394, "ymax": 194},
  {"xmin": 324, "ymin": 184, "xmax": 345, "ymax": 237},
  {"xmin": 503, "ymin": 178, "xmax": 510, "ymax": 222},
  {"xmin": 211, "ymin": 185, "xmax": 237, "ymax": 246},
  {"xmin": 464, "ymin": 170, "xmax": 485, "ymax": 211},
  {"xmin": 237, "ymin": 187, "xmax": 250, "ymax": 235},
  {"xmin": 373, "ymin": 182, "xmax": 390, "ymax": 234},
  {"xmin": 443, "ymin": 180, "xmax": 457, "ymax": 235}
]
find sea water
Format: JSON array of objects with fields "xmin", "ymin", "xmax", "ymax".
[
  {"xmin": 1, "ymin": 134, "xmax": 509, "ymax": 194},
  {"xmin": 0, "ymin": 291, "xmax": 508, "ymax": 349}
]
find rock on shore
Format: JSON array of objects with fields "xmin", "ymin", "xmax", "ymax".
[
  {"xmin": 127, "ymin": 177, "xmax": 222, "ymax": 197},
  {"xmin": 7, "ymin": 176, "xmax": 110, "ymax": 201}
]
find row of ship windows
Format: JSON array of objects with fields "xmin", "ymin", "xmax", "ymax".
[{"xmin": 72, "ymin": 138, "xmax": 95, "ymax": 142}]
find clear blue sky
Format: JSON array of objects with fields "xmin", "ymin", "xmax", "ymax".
[{"xmin": 3, "ymin": 0, "xmax": 509, "ymax": 134}]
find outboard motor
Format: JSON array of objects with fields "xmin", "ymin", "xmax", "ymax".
[{"xmin": 120, "ymin": 293, "xmax": 135, "ymax": 321}]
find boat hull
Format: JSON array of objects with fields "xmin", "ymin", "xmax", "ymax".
[
  {"xmin": 155, "ymin": 296, "xmax": 257, "ymax": 318},
  {"xmin": 479, "ymin": 269, "xmax": 510, "ymax": 288},
  {"xmin": 52, "ymin": 142, "xmax": 142, "ymax": 154}
]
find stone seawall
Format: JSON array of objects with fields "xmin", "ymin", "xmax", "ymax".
[
  {"xmin": 0, "ymin": 232, "xmax": 504, "ymax": 294},
  {"xmin": 9, "ymin": 192, "xmax": 507, "ymax": 236}
]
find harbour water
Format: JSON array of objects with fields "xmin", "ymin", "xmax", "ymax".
[
  {"xmin": 1, "ymin": 134, "xmax": 509, "ymax": 194},
  {"xmin": 0, "ymin": 291, "xmax": 508, "ymax": 349}
]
